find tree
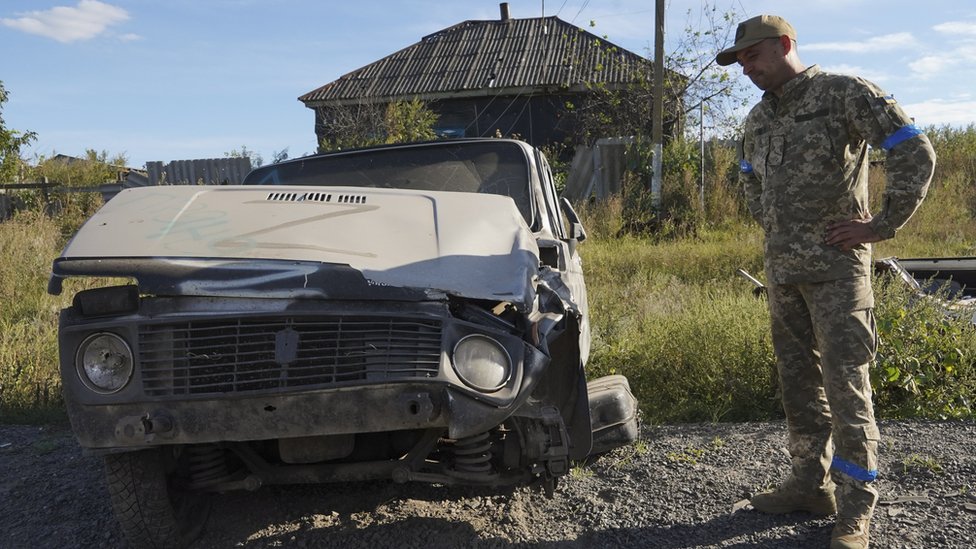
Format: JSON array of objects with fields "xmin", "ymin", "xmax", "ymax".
[
  {"xmin": 565, "ymin": 3, "xmax": 751, "ymax": 144},
  {"xmin": 560, "ymin": 5, "xmax": 753, "ymax": 231},
  {"xmin": 384, "ymin": 99, "xmax": 437, "ymax": 144},
  {"xmin": 0, "ymin": 81, "xmax": 38, "ymax": 182},
  {"xmin": 317, "ymin": 103, "xmax": 386, "ymax": 152},
  {"xmin": 666, "ymin": 4, "xmax": 753, "ymax": 138},
  {"xmin": 318, "ymin": 99, "xmax": 438, "ymax": 152},
  {"xmin": 224, "ymin": 145, "xmax": 263, "ymax": 167},
  {"xmin": 30, "ymin": 149, "xmax": 128, "ymax": 186},
  {"xmin": 22, "ymin": 149, "xmax": 129, "ymax": 226}
]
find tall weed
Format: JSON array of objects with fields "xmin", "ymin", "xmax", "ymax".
[
  {"xmin": 0, "ymin": 211, "xmax": 69, "ymax": 421},
  {"xmin": 925, "ymin": 123, "xmax": 976, "ymax": 185},
  {"xmin": 585, "ymin": 276, "xmax": 778, "ymax": 423},
  {"xmin": 0, "ymin": 319, "xmax": 63, "ymax": 422},
  {"xmin": 873, "ymin": 168, "xmax": 976, "ymax": 258},
  {"xmin": 0, "ymin": 211, "xmax": 65, "ymax": 324},
  {"xmin": 0, "ymin": 209, "xmax": 127, "ymax": 422}
]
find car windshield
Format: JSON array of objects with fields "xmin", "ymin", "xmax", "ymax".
[{"xmin": 243, "ymin": 141, "xmax": 533, "ymax": 224}]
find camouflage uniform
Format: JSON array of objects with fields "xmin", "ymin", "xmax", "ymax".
[{"xmin": 740, "ymin": 65, "xmax": 936, "ymax": 519}]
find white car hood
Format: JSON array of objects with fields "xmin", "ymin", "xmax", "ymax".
[{"xmin": 51, "ymin": 185, "xmax": 540, "ymax": 305}]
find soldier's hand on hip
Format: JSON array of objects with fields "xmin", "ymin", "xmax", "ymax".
[{"xmin": 825, "ymin": 217, "xmax": 882, "ymax": 251}]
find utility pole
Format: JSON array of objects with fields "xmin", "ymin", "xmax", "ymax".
[
  {"xmin": 700, "ymin": 101, "xmax": 705, "ymax": 210},
  {"xmin": 651, "ymin": 0, "xmax": 664, "ymax": 209}
]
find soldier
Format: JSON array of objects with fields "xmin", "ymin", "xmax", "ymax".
[{"xmin": 716, "ymin": 14, "xmax": 936, "ymax": 549}]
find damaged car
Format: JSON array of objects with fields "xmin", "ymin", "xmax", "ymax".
[
  {"xmin": 49, "ymin": 138, "xmax": 638, "ymax": 548},
  {"xmin": 875, "ymin": 256, "xmax": 976, "ymax": 325}
]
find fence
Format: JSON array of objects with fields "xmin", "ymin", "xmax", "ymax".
[
  {"xmin": 139, "ymin": 157, "xmax": 252, "ymax": 186},
  {"xmin": 561, "ymin": 137, "xmax": 635, "ymax": 201},
  {"xmin": 0, "ymin": 179, "xmax": 123, "ymax": 220}
]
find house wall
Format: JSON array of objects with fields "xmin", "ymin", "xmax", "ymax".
[
  {"xmin": 312, "ymin": 91, "xmax": 679, "ymax": 156},
  {"xmin": 429, "ymin": 95, "xmax": 571, "ymax": 145}
]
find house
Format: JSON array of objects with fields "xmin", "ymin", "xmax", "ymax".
[{"xmin": 299, "ymin": 3, "xmax": 683, "ymax": 153}]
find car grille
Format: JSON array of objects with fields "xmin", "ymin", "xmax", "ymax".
[{"xmin": 138, "ymin": 316, "xmax": 442, "ymax": 396}]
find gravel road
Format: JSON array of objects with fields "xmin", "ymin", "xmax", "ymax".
[{"xmin": 2, "ymin": 420, "xmax": 974, "ymax": 548}]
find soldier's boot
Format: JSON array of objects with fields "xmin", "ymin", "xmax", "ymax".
[
  {"xmin": 830, "ymin": 517, "xmax": 870, "ymax": 549},
  {"xmin": 749, "ymin": 477, "xmax": 837, "ymax": 516},
  {"xmin": 830, "ymin": 471, "xmax": 877, "ymax": 549}
]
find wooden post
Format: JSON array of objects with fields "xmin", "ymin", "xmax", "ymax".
[{"xmin": 41, "ymin": 176, "xmax": 51, "ymax": 211}]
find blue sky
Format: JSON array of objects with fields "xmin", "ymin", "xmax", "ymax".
[{"xmin": 3, "ymin": 0, "xmax": 975, "ymax": 169}]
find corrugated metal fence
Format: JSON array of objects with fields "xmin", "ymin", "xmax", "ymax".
[
  {"xmin": 561, "ymin": 137, "xmax": 635, "ymax": 201},
  {"xmin": 139, "ymin": 157, "xmax": 252, "ymax": 186}
]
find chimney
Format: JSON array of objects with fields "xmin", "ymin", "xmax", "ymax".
[{"xmin": 500, "ymin": 2, "xmax": 510, "ymax": 21}]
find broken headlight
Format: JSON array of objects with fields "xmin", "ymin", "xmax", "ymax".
[{"xmin": 75, "ymin": 332, "xmax": 133, "ymax": 394}]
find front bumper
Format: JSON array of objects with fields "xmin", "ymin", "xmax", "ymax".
[{"xmin": 65, "ymin": 381, "xmax": 545, "ymax": 451}]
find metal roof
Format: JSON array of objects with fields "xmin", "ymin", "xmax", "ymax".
[{"xmin": 299, "ymin": 15, "xmax": 653, "ymax": 106}]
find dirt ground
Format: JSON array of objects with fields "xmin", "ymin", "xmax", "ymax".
[{"xmin": 2, "ymin": 420, "xmax": 974, "ymax": 548}]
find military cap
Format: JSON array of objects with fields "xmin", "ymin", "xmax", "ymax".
[{"xmin": 716, "ymin": 15, "xmax": 797, "ymax": 66}]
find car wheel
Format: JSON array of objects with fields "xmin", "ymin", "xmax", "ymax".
[{"xmin": 104, "ymin": 448, "xmax": 210, "ymax": 549}]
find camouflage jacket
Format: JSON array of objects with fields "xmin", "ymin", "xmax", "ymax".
[{"xmin": 740, "ymin": 65, "xmax": 936, "ymax": 285}]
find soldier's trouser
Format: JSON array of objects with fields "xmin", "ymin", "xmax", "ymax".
[{"xmin": 767, "ymin": 276, "xmax": 880, "ymax": 520}]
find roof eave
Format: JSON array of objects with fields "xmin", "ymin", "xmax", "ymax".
[{"xmin": 299, "ymin": 82, "xmax": 639, "ymax": 108}]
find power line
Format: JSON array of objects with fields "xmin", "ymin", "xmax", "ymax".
[
  {"xmin": 554, "ymin": 0, "xmax": 569, "ymax": 18},
  {"xmin": 570, "ymin": 0, "xmax": 591, "ymax": 25}
]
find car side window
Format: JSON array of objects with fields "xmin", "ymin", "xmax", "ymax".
[{"xmin": 537, "ymin": 153, "xmax": 566, "ymax": 239}]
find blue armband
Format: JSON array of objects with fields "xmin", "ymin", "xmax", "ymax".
[
  {"xmin": 831, "ymin": 456, "xmax": 878, "ymax": 482},
  {"xmin": 881, "ymin": 124, "xmax": 923, "ymax": 151},
  {"xmin": 739, "ymin": 159, "xmax": 754, "ymax": 174}
]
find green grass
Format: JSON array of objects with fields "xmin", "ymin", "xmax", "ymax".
[
  {"xmin": 581, "ymin": 229, "xmax": 779, "ymax": 422},
  {"xmin": 901, "ymin": 453, "xmax": 943, "ymax": 474},
  {"xmin": 579, "ymin": 234, "xmax": 976, "ymax": 423}
]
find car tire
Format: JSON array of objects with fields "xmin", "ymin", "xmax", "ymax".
[{"xmin": 104, "ymin": 448, "xmax": 210, "ymax": 549}]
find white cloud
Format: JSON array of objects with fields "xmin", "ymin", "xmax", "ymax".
[
  {"xmin": 908, "ymin": 43, "xmax": 976, "ymax": 79},
  {"xmin": 118, "ymin": 33, "xmax": 141, "ymax": 42},
  {"xmin": 933, "ymin": 21, "xmax": 976, "ymax": 35},
  {"xmin": 819, "ymin": 63, "xmax": 889, "ymax": 83},
  {"xmin": 909, "ymin": 54, "xmax": 959, "ymax": 78},
  {"xmin": 903, "ymin": 99, "xmax": 976, "ymax": 126},
  {"xmin": 951, "ymin": 43, "xmax": 976, "ymax": 62},
  {"xmin": 804, "ymin": 32, "xmax": 917, "ymax": 53},
  {"xmin": 1, "ymin": 0, "xmax": 128, "ymax": 43}
]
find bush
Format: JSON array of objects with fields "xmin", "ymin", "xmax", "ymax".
[
  {"xmin": 873, "ymin": 273, "xmax": 976, "ymax": 419},
  {"xmin": 569, "ymin": 137, "xmax": 752, "ymax": 242}
]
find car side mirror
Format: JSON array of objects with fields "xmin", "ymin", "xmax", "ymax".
[{"xmin": 559, "ymin": 197, "xmax": 587, "ymax": 243}]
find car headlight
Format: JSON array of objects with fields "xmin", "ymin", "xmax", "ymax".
[
  {"xmin": 451, "ymin": 334, "xmax": 512, "ymax": 392},
  {"xmin": 75, "ymin": 332, "xmax": 133, "ymax": 394}
]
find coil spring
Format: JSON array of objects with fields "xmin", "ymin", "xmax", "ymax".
[
  {"xmin": 453, "ymin": 432, "xmax": 492, "ymax": 474},
  {"xmin": 186, "ymin": 444, "xmax": 233, "ymax": 489}
]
